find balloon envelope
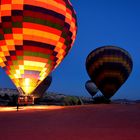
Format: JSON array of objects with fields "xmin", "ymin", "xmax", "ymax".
[
  {"xmin": 86, "ymin": 46, "xmax": 133, "ymax": 98},
  {"xmin": 31, "ymin": 75, "xmax": 52, "ymax": 98},
  {"xmin": 0, "ymin": 0, "xmax": 77, "ymax": 95},
  {"xmin": 85, "ymin": 80, "xmax": 99, "ymax": 97}
]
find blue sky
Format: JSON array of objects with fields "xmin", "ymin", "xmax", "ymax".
[{"xmin": 0, "ymin": 0, "xmax": 140, "ymax": 99}]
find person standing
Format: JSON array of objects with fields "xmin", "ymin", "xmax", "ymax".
[{"xmin": 16, "ymin": 95, "xmax": 19, "ymax": 111}]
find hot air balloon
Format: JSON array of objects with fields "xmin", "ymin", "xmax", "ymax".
[
  {"xmin": 32, "ymin": 74, "xmax": 52, "ymax": 98},
  {"xmin": 85, "ymin": 80, "xmax": 99, "ymax": 97},
  {"xmin": 86, "ymin": 46, "xmax": 133, "ymax": 99},
  {"xmin": 0, "ymin": 0, "xmax": 77, "ymax": 96}
]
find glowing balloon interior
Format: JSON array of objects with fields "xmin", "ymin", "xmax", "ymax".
[
  {"xmin": 86, "ymin": 46, "xmax": 133, "ymax": 98},
  {"xmin": 32, "ymin": 75, "xmax": 52, "ymax": 98},
  {"xmin": 0, "ymin": 0, "xmax": 77, "ymax": 95}
]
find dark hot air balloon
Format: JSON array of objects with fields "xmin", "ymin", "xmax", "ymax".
[
  {"xmin": 85, "ymin": 80, "xmax": 99, "ymax": 97},
  {"xmin": 86, "ymin": 46, "xmax": 133, "ymax": 99}
]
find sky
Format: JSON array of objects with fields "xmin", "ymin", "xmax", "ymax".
[{"xmin": 0, "ymin": 0, "xmax": 140, "ymax": 99}]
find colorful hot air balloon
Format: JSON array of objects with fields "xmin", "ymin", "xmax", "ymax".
[
  {"xmin": 32, "ymin": 74, "xmax": 52, "ymax": 98},
  {"xmin": 85, "ymin": 80, "xmax": 99, "ymax": 97},
  {"xmin": 0, "ymin": 0, "xmax": 77, "ymax": 95},
  {"xmin": 86, "ymin": 46, "xmax": 133, "ymax": 99}
]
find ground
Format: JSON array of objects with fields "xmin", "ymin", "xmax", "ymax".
[{"xmin": 0, "ymin": 104, "xmax": 140, "ymax": 140}]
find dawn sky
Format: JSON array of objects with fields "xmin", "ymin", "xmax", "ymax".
[{"xmin": 0, "ymin": 0, "xmax": 140, "ymax": 99}]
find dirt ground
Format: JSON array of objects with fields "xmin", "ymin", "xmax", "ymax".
[{"xmin": 0, "ymin": 104, "xmax": 140, "ymax": 140}]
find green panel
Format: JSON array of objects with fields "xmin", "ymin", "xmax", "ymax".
[
  {"xmin": 47, "ymin": 59, "xmax": 52, "ymax": 64},
  {"xmin": 17, "ymin": 56, "xmax": 23, "ymax": 60},
  {"xmin": 24, "ymin": 17, "xmax": 63, "ymax": 30},
  {"xmin": 13, "ymin": 60, "xmax": 18, "ymax": 65},
  {"xmin": 0, "ymin": 35, "xmax": 4, "ymax": 40},
  {"xmin": 61, "ymin": 32, "xmax": 67, "ymax": 38},
  {"xmin": 65, "ymin": 48, "xmax": 68, "ymax": 53},
  {"xmin": 47, "ymin": 21, "xmax": 63, "ymax": 30},
  {"xmin": 24, "ymin": 51, "xmax": 50, "ymax": 59},
  {"xmin": 66, "ymin": 3, "xmax": 72, "ymax": 10},
  {"xmin": 3, "ymin": 28, "xmax": 12, "ymax": 34},
  {"xmin": 12, "ymin": 22, "xmax": 22, "ymax": 28},
  {"xmin": 65, "ymin": 40, "xmax": 70, "ymax": 46}
]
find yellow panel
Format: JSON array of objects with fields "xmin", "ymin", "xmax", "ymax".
[
  {"xmin": 56, "ymin": 42, "xmax": 63, "ymax": 48},
  {"xmin": 71, "ymin": 22, "xmax": 75, "ymax": 29},
  {"xmin": 23, "ymin": 28, "xmax": 60, "ymax": 41},
  {"xmin": 19, "ymin": 65, "xmax": 24, "ymax": 70},
  {"xmin": 72, "ymin": 30, "xmax": 76, "ymax": 37},
  {"xmin": 1, "ymin": 46, "xmax": 8, "ymax": 51},
  {"xmin": 16, "ymin": 70, "xmax": 21, "ymax": 75},
  {"xmin": 24, "ymin": 60, "xmax": 46, "ymax": 67},
  {"xmin": 40, "ymin": 72, "xmax": 46, "ymax": 77},
  {"xmin": 40, "ymin": 75, "xmax": 46, "ymax": 81},
  {"xmin": 0, "ymin": 58, "xmax": 3, "ymax": 63},
  {"xmin": 20, "ymin": 70, "xmax": 24, "ymax": 74},
  {"xmin": 24, "ymin": 66, "xmax": 43, "ymax": 71},
  {"xmin": 39, "ymin": 68, "xmax": 47, "ymax": 76},
  {"xmin": 1, "ymin": 4, "xmax": 11, "ymax": 11},
  {"xmin": 12, "ymin": 0, "xmax": 24, "ymax": 4},
  {"xmin": 66, "ymin": 13, "xmax": 72, "ymax": 20},
  {"xmin": 13, "ymin": 34, "xmax": 23, "ymax": 40},
  {"xmin": 45, "ymin": 0, "xmax": 66, "ymax": 11},
  {"xmin": 59, "ymin": 49, "xmax": 64, "ymax": 54},
  {"xmin": 6, "ymin": 40, "xmax": 15, "ymax": 45},
  {"xmin": 14, "ymin": 74, "xmax": 21, "ymax": 78},
  {"xmin": 0, "ymin": 52, "xmax": 5, "ymax": 57}
]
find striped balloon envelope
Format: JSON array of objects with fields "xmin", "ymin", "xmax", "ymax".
[
  {"xmin": 0, "ymin": 0, "xmax": 77, "ymax": 95},
  {"xmin": 86, "ymin": 46, "xmax": 133, "ymax": 99}
]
